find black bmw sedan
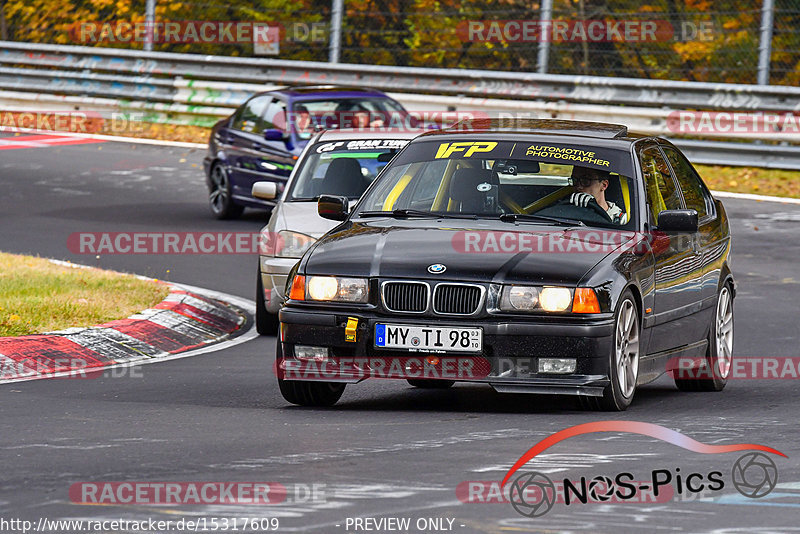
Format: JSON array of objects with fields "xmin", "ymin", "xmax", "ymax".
[{"xmin": 276, "ymin": 119, "xmax": 735, "ymax": 411}]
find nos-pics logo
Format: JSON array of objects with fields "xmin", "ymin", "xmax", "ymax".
[{"xmin": 502, "ymin": 421, "xmax": 784, "ymax": 518}]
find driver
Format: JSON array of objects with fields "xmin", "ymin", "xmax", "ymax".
[
  {"xmin": 293, "ymin": 104, "xmax": 313, "ymax": 139},
  {"xmin": 336, "ymin": 103, "xmax": 384, "ymax": 129},
  {"xmin": 568, "ymin": 166, "xmax": 628, "ymax": 225}
]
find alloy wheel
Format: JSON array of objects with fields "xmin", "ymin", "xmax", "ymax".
[
  {"xmin": 615, "ymin": 299, "xmax": 640, "ymax": 398},
  {"xmin": 716, "ymin": 286, "xmax": 733, "ymax": 378},
  {"xmin": 209, "ymin": 165, "xmax": 229, "ymax": 214}
]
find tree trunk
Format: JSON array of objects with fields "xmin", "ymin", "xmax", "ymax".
[{"xmin": 0, "ymin": 0, "xmax": 9, "ymax": 41}]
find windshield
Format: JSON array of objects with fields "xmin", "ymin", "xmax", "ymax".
[
  {"xmin": 354, "ymin": 139, "xmax": 637, "ymax": 229},
  {"xmin": 286, "ymin": 138, "xmax": 410, "ymax": 201},
  {"xmin": 292, "ymin": 98, "xmax": 407, "ymax": 139}
]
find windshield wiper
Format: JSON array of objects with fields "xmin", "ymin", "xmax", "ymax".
[
  {"xmin": 498, "ymin": 213, "xmax": 585, "ymax": 227},
  {"xmin": 358, "ymin": 209, "xmax": 477, "ymax": 220}
]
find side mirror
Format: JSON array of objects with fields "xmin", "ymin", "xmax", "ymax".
[
  {"xmin": 657, "ymin": 209, "xmax": 698, "ymax": 233},
  {"xmin": 318, "ymin": 195, "xmax": 349, "ymax": 221},
  {"xmin": 264, "ymin": 129, "xmax": 287, "ymax": 141},
  {"xmin": 251, "ymin": 181, "xmax": 277, "ymax": 200}
]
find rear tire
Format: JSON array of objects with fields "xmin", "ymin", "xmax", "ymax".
[
  {"xmin": 674, "ymin": 283, "xmax": 733, "ymax": 392},
  {"xmin": 208, "ymin": 163, "xmax": 244, "ymax": 220},
  {"xmin": 256, "ymin": 273, "xmax": 279, "ymax": 336},
  {"xmin": 407, "ymin": 379, "xmax": 455, "ymax": 389},
  {"xmin": 581, "ymin": 290, "xmax": 640, "ymax": 411}
]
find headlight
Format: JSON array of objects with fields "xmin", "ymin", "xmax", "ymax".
[
  {"xmin": 539, "ymin": 287, "xmax": 573, "ymax": 312},
  {"xmin": 500, "ymin": 286, "xmax": 539, "ymax": 311},
  {"xmin": 275, "ymin": 230, "xmax": 316, "ymax": 258},
  {"xmin": 307, "ymin": 276, "xmax": 338, "ymax": 300},
  {"xmin": 495, "ymin": 285, "xmax": 598, "ymax": 313},
  {"xmin": 306, "ymin": 276, "xmax": 369, "ymax": 303}
]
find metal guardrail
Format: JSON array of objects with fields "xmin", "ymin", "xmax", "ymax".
[
  {"xmin": 669, "ymin": 139, "xmax": 800, "ymax": 170},
  {"xmin": 4, "ymin": 41, "xmax": 800, "ymax": 110},
  {"xmin": 1, "ymin": 41, "xmax": 799, "ymax": 168}
]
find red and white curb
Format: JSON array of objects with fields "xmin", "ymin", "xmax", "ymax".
[
  {"xmin": 0, "ymin": 280, "xmax": 257, "ymax": 383},
  {"xmin": 0, "ymin": 133, "xmax": 106, "ymax": 150}
]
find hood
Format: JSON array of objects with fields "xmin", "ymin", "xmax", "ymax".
[
  {"xmin": 303, "ymin": 219, "xmax": 635, "ymax": 285},
  {"xmin": 275, "ymin": 201, "xmax": 341, "ymax": 239}
]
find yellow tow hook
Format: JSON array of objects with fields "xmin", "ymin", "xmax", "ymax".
[{"xmin": 345, "ymin": 317, "xmax": 359, "ymax": 342}]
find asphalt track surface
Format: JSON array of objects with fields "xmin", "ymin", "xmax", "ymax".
[{"xmin": 1, "ymin": 133, "xmax": 799, "ymax": 533}]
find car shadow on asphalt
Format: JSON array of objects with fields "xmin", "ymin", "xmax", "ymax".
[{"xmin": 279, "ymin": 382, "xmax": 687, "ymax": 414}]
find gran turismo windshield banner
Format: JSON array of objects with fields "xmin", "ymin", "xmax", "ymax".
[
  {"xmin": 394, "ymin": 139, "xmax": 634, "ymax": 175},
  {"xmin": 314, "ymin": 139, "xmax": 410, "ymax": 153}
]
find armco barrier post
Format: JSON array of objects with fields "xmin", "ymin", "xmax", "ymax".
[{"xmin": 757, "ymin": 0, "xmax": 775, "ymax": 85}]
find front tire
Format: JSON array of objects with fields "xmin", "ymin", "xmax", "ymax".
[
  {"xmin": 256, "ymin": 273, "xmax": 279, "ymax": 336},
  {"xmin": 208, "ymin": 163, "xmax": 244, "ymax": 220},
  {"xmin": 581, "ymin": 291, "xmax": 640, "ymax": 411},
  {"xmin": 276, "ymin": 338, "xmax": 345, "ymax": 406},
  {"xmin": 278, "ymin": 379, "xmax": 346, "ymax": 407},
  {"xmin": 674, "ymin": 283, "xmax": 733, "ymax": 392}
]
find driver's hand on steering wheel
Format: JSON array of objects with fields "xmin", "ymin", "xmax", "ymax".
[{"xmin": 569, "ymin": 192, "xmax": 596, "ymax": 208}]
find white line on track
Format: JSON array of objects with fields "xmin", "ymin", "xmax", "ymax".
[
  {"xmin": 0, "ymin": 127, "xmax": 206, "ymax": 149},
  {"xmin": 712, "ymin": 190, "xmax": 800, "ymax": 205}
]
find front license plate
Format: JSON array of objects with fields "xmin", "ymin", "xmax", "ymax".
[{"xmin": 374, "ymin": 324, "xmax": 482, "ymax": 353}]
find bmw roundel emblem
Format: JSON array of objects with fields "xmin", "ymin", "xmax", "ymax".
[{"xmin": 427, "ymin": 263, "xmax": 446, "ymax": 274}]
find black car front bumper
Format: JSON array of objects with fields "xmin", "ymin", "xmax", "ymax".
[{"xmin": 277, "ymin": 307, "xmax": 614, "ymax": 397}]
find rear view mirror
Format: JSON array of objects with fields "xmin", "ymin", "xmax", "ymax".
[
  {"xmin": 377, "ymin": 151, "xmax": 397, "ymax": 163},
  {"xmin": 264, "ymin": 129, "xmax": 287, "ymax": 141},
  {"xmin": 657, "ymin": 209, "xmax": 698, "ymax": 232},
  {"xmin": 252, "ymin": 181, "xmax": 277, "ymax": 200},
  {"xmin": 494, "ymin": 159, "xmax": 540, "ymax": 175},
  {"xmin": 318, "ymin": 195, "xmax": 349, "ymax": 221}
]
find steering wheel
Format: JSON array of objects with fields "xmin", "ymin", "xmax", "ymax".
[
  {"xmin": 586, "ymin": 199, "xmax": 613, "ymax": 222},
  {"xmin": 554, "ymin": 197, "xmax": 613, "ymax": 223}
]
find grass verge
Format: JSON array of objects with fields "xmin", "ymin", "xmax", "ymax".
[
  {"xmin": 0, "ymin": 253, "xmax": 170, "ymax": 337},
  {"xmin": 695, "ymin": 165, "xmax": 800, "ymax": 199}
]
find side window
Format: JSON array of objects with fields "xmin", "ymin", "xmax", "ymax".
[
  {"xmin": 639, "ymin": 145, "xmax": 682, "ymax": 225},
  {"xmin": 231, "ymin": 96, "xmax": 270, "ymax": 134},
  {"xmin": 263, "ymin": 100, "xmax": 287, "ymax": 132},
  {"xmin": 662, "ymin": 146, "xmax": 712, "ymax": 220}
]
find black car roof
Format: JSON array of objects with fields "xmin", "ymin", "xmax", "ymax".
[
  {"xmin": 269, "ymin": 85, "xmax": 388, "ymax": 98},
  {"xmin": 419, "ymin": 119, "xmax": 650, "ymax": 148}
]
